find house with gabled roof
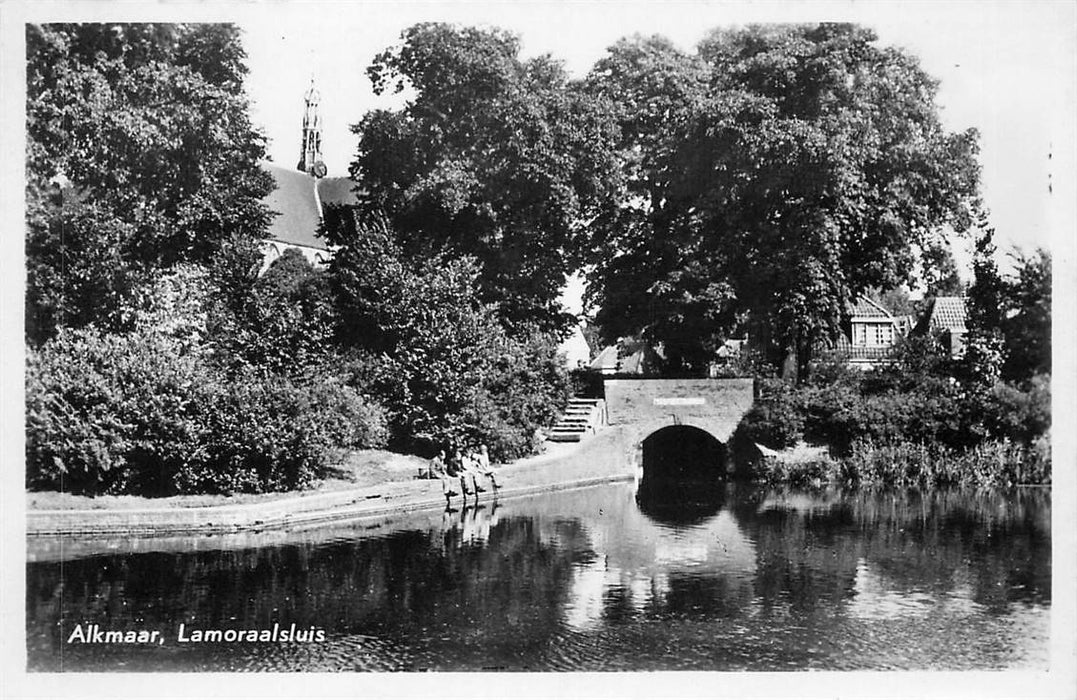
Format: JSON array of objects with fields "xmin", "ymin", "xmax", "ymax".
[
  {"xmin": 915, "ymin": 296, "xmax": 968, "ymax": 359},
  {"xmin": 589, "ymin": 341, "xmax": 663, "ymax": 375},
  {"xmin": 834, "ymin": 296, "xmax": 901, "ymax": 369}
]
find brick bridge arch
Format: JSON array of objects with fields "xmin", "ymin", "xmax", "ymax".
[{"xmin": 603, "ymin": 378, "xmax": 756, "ymax": 478}]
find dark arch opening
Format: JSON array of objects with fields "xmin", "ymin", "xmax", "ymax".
[
  {"xmin": 641, "ymin": 425, "xmax": 726, "ymax": 479},
  {"xmin": 636, "ymin": 425, "xmax": 727, "ymax": 527}
]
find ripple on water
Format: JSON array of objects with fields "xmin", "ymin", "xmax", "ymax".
[{"xmin": 219, "ymin": 634, "xmax": 415, "ymax": 672}]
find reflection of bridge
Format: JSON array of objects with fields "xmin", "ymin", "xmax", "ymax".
[{"xmin": 603, "ymin": 378, "xmax": 755, "ymax": 477}]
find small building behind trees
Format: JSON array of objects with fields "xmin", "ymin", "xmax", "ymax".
[
  {"xmin": 915, "ymin": 296, "xmax": 969, "ymax": 359},
  {"xmin": 834, "ymin": 296, "xmax": 902, "ymax": 369},
  {"xmin": 589, "ymin": 341, "xmax": 664, "ymax": 376}
]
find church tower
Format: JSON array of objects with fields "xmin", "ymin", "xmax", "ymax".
[{"xmin": 297, "ymin": 76, "xmax": 326, "ymax": 178}]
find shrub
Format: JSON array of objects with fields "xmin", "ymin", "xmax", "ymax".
[
  {"xmin": 479, "ymin": 331, "xmax": 571, "ymax": 460},
  {"xmin": 26, "ymin": 327, "xmax": 388, "ymax": 496},
  {"xmin": 120, "ymin": 264, "xmax": 212, "ymax": 351},
  {"xmin": 568, "ymin": 368, "xmax": 604, "ymax": 399},
  {"xmin": 210, "ymin": 248, "xmax": 339, "ymax": 379},
  {"xmin": 733, "ymin": 379, "xmax": 803, "ymax": 449},
  {"xmin": 984, "ymin": 374, "xmax": 1050, "ymax": 444},
  {"xmin": 177, "ymin": 373, "xmax": 390, "ymax": 494},
  {"xmin": 329, "ymin": 216, "xmax": 568, "ymax": 462},
  {"xmin": 305, "ymin": 377, "xmax": 390, "ymax": 452},
  {"xmin": 733, "ymin": 359, "xmax": 1051, "ymax": 484},
  {"xmin": 26, "ymin": 327, "xmax": 205, "ymax": 495},
  {"xmin": 799, "ymin": 380, "xmax": 862, "ymax": 452},
  {"xmin": 753, "ymin": 455, "xmax": 838, "ymax": 487}
]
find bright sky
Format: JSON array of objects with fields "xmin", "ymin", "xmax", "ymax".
[{"xmin": 237, "ymin": 0, "xmax": 1075, "ymax": 272}]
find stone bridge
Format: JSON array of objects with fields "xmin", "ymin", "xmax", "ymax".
[{"xmin": 603, "ymin": 378, "xmax": 755, "ymax": 479}]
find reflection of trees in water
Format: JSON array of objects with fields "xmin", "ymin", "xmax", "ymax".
[
  {"xmin": 27, "ymin": 514, "xmax": 590, "ymax": 670},
  {"xmin": 25, "ymin": 483, "xmax": 1051, "ymax": 670},
  {"xmin": 843, "ymin": 488, "xmax": 1050, "ymax": 611},
  {"xmin": 724, "ymin": 486, "xmax": 1051, "ymax": 614},
  {"xmin": 649, "ymin": 573, "xmax": 752, "ymax": 620}
]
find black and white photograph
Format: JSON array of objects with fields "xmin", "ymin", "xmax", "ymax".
[{"xmin": 1, "ymin": 0, "xmax": 1074, "ymax": 697}]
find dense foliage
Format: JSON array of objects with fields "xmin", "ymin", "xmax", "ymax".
[
  {"xmin": 325, "ymin": 212, "xmax": 570, "ymax": 461},
  {"xmin": 212, "ymin": 248, "xmax": 339, "ymax": 378},
  {"xmin": 352, "ymin": 22, "xmax": 622, "ymax": 336},
  {"xmin": 23, "ymin": 24, "xmax": 392, "ymax": 496},
  {"xmin": 584, "ymin": 25, "xmax": 981, "ymax": 377},
  {"xmin": 26, "ymin": 20, "xmax": 1049, "ymax": 497},
  {"xmin": 25, "ymin": 23, "xmax": 274, "ymax": 344},
  {"xmin": 751, "ymin": 439, "xmax": 1050, "ymax": 488},
  {"xmin": 734, "ymin": 220, "xmax": 1051, "ymax": 485},
  {"xmin": 733, "ymin": 341, "xmax": 1050, "ymax": 484},
  {"xmin": 25, "ymin": 327, "xmax": 387, "ymax": 496}
]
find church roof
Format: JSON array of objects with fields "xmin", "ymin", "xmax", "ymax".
[
  {"xmin": 317, "ymin": 176, "xmax": 360, "ymax": 208},
  {"xmin": 261, "ymin": 162, "xmax": 359, "ymax": 251}
]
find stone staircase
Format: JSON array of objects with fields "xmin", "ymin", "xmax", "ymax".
[{"xmin": 547, "ymin": 398, "xmax": 606, "ymax": 443}]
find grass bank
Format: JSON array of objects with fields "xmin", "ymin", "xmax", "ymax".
[{"xmin": 27, "ymin": 450, "xmax": 428, "ymax": 512}]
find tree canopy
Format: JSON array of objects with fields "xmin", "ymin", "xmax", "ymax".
[
  {"xmin": 351, "ymin": 22, "xmax": 622, "ymax": 336},
  {"xmin": 323, "ymin": 211, "xmax": 569, "ymax": 460},
  {"xmin": 584, "ymin": 24, "xmax": 981, "ymax": 378},
  {"xmin": 965, "ymin": 224, "xmax": 1051, "ymax": 385},
  {"xmin": 25, "ymin": 23, "xmax": 274, "ymax": 344},
  {"xmin": 1001, "ymin": 247, "xmax": 1051, "ymax": 381}
]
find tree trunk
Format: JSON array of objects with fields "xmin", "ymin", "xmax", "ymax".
[
  {"xmin": 780, "ymin": 343, "xmax": 798, "ymax": 383},
  {"xmin": 796, "ymin": 334, "xmax": 813, "ymax": 383}
]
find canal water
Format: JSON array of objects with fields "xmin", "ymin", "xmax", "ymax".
[{"xmin": 26, "ymin": 481, "xmax": 1050, "ymax": 672}]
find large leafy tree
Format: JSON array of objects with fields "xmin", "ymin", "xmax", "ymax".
[
  {"xmin": 323, "ymin": 210, "xmax": 568, "ymax": 460},
  {"xmin": 582, "ymin": 36, "xmax": 728, "ymax": 368},
  {"xmin": 586, "ymin": 24, "xmax": 980, "ymax": 378},
  {"xmin": 351, "ymin": 22, "xmax": 621, "ymax": 336},
  {"xmin": 1001, "ymin": 247, "xmax": 1050, "ymax": 381},
  {"xmin": 966, "ymin": 230, "xmax": 1051, "ymax": 384},
  {"xmin": 25, "ymin": 23, "xmax": 274, "ymax": 344},
  {"xmin": 960, "ymin": 227, "xmax": 1006, "ymax": 390}
]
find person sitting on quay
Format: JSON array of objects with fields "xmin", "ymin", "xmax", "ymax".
[
  {"xmin": 431, "ymin": 449, "xmax": 459, "ymax": 508},
  {"xmin": 473, "ymin": 444, "xmax": 499, "ymax": 494},
  {"xmin": 427, "ymin": 449, "xmax": 446, "ymax": 480},
  {"xmin": 459, "ymin": 448, "xmax": 485, "ymax": 498},
  {"xmin": 450, "ymin": 448, "xmax": 478, "ymax": 503}
]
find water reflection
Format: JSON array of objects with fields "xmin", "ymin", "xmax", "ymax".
[
  {"xmin": 26, "ymin": 482, "xmax": 1050, "ymax": 671},
  {"xmin": 635, "ymin": 475, "xmax": 725, "ymax": 526}
]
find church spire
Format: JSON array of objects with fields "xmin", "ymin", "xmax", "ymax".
[{"xmin": 297, "ymin": 75, "xmax": 326, "ymax": 177}]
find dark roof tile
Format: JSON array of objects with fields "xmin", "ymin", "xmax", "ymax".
[
  {"xmin": 928, "ymin": 296, "xmax": 968, "ymax": 331},
  {"xmin": 262, "ymin": 163, "xmax": 325, "ymax": 250},
  {"xmin": 317, "ymin": 176, "xmax": 360, "ymax": 208},
  {"xmin": 261, "ymin": 164, "xmax": 363, "ymax": 251},
  {"xmin": 849, "ymin": 296, "xmax": 893, "ymax": 319}
]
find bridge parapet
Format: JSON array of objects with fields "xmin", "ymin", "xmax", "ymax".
[{"xmin": 604, "ymin": 378, "xmax": 755, "ymax": 448}]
